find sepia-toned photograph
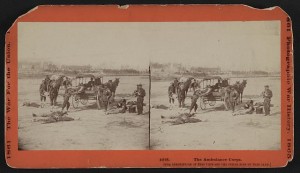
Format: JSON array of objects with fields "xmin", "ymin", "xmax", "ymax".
[
  {"xmin": 17, "ymin": 21, "xmax": 281, "ymax": 151},
  {"xmin": 18, "ymin": 22, "xmax": 150, "ymax": 150},
  {"xmin": 5, "ymin": 5, "xmax": 294, "ymax": 168},
  {"xmin": 149, "ymin": 22, "xmax": 281, "ymax": 150}
]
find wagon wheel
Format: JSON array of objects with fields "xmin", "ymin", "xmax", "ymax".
[
  {"xmin": 72, "ymin": 94, "xmax": 80, "ymax": 108},
  {"xmin": 208, "ymin": 100, "xmax": 216, "ymax": 106},
  {"xmin": 199, "ymin": 97, "xmax": 206, "ymax": 110}
]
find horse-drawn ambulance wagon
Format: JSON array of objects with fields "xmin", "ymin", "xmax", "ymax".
[
  {"xmin": 196, "ymin": 76, "xmax": 230, "ymax": 110},
  {"xmin": 70, "ymin": 73, "xmax": 104, "ymax": 109}
]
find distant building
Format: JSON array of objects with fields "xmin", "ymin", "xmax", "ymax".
[
  {"xmin": 60, "ymin": 65, "xmax": 92, "ymax": 73},
  {"xmin": 190, "ymin": 67, "xmax": 221, "ymax": 73}
]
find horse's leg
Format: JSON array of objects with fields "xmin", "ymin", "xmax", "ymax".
[
  {"xmin": 54, "ymin": 93, "xmax": 57, "ymax": 106},
  {"xmin": 241, "ymin": 91, "xmax": 243, "ymax": 103},
  {"xmin": 49, "ymin": 93, "xmax": 54, "ymax": 110},
  {"xmin": 54, "ymin": 90, "xmax": 59, "ymax": 106}
]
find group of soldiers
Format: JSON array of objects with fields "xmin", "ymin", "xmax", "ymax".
[
  {"xmin": 167, "ymin": 77, "xmax": 273, "ymax": 116},
  {"xmin": 39, "ymin": 75, "xmax": 146, "ymax": 115},
  {"xmin": 168, "ymin": 78, "xmax": 187, "ymax": 108}
]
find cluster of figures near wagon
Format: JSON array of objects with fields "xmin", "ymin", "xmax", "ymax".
[
  {"xmin": 167, "ymin": 76, "xmax": 273, "ymax": 116},
  {"xmin": 37, "ymin": 74, "xmax": 147, "ymax": 116}
]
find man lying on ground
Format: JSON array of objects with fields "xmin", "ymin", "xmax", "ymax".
[
  {"xmin": 106, "ymin": 99, "xmax": 127, "ymax": 115},
  {"xmin": 32, "ymin": 111, "xmax": 75, "ymax": 124},
  {"xmin": 161, "ymin": 112, "xmax": 202, "ymax": 125},
  {"xmin": 232, "ymin": 100, "xmax": 255, "ymax": 116}
]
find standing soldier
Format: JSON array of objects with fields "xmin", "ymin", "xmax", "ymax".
[
  {"xmin": 261, "ymin": 85, "xmax": 273, "ymax": 116},
  {"xmin": 62, "ymin": 77, "xmax": 71, "ymax": 94},
  {"xmin": 39, "ymin": 80, "xmax": 47, "ymax": 108},
  {"xmin": 61, "ymin": 88, "xmax": 72, "ymax": 112},
  {"xmin": 229, "ymin": 86, "xmax": 239, "ymax": 113},
  {"xmin": 174, "ymin": 78, "xmax": 179, "ymax": 94},
  {"xmin": 168, "ymin": 82, "xmax": 176, "ymax": 105},
  {"xmin": 189, "ymin": 92, "xmax": 200, "ymax": 114},
  {"xmin": 224, "ymin": 86, "xmax": 231, "ymax": 111},
  {"xmin": 177, "ymin": 83, "xmax": 186, "ymax": 108},
  {"xmin": 134, "ymin": 84, "xmax": 146, "ymax": 115},
  {"xmin": 102, "ymin": 84, "xmax": 112, "ymax": 113}
]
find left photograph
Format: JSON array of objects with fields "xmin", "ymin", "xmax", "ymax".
[{"xmin": 18, "ymin": 22, "xmax": 150, "ymax": 150}]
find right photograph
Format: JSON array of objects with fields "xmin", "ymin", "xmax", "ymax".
[{"xmin": 150, "ymin": 21, "xmax": 281, "ymax": 150}]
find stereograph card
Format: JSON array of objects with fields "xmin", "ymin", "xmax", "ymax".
[{"xmin": 4, "ymin": 5, "xmax": 294, "ymax": 168}]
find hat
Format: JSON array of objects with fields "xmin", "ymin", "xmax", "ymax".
[
  {"xmin": 137, "ymin": 84, "xmax": 142, "ymax": 86},
  {"xmin": 264, "ymin": 85, "xmax": 269, "ymax": 87}
]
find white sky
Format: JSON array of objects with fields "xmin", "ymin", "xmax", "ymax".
[{"xmin": 18, "ymin": 21, "xmax": 280, "ymax": 72}]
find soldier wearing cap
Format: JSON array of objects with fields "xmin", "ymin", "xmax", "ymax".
[
  {"xmin": 229, "ymin": 86, "xmax": 239, "ymax": 113},
  {"xmin": 224, "ymin": 85, "xmax": 231, "ymax": 111},
  {"xmin": 168, "ymin": 82, "xmax": 176, "ymax": 104},
  {"xmin": 102, "ymin": 84, "xmax": 112, "ymax": 112},
  {"xmin": 134, "ymin": 84, "xmax": 146, "ymax": 115},
  {"xmin": 39, "ymin": 79, "xmax": 48, "ymax": 108},
  {"xmin": 189, "ymin": 92, "xmax": 200, "ymax": 114},
  {"xmin": 177, "ymin": 83, "xmax": 186, "ymax": 108},
  {"xmin": 261, "ymin": 85, "xmax": 273, "ymax": 116},
  {"xmin": 62, "ymin": 88, "xmax": 73, "ymax": 112}
]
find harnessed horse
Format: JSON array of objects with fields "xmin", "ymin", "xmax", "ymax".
[{"xmin": 47, "ymin": 75, "xmax": 67, "ymax": 107}]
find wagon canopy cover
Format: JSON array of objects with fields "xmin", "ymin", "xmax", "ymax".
[
  {"xmin": 49, "ymin": 74, "xmax": 64, "ymax": 80},
  {"xmin": 75, "ymin": 73, "xmax": 103, "ymax": 79}
]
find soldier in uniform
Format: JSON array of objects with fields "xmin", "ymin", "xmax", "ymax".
[
  {"xmin": 102, "ymin": 84, "xmax": 112, "ymax": 112},
  {"xmin": 134, "ymin": 84, "xmax": 146, "ymax": 115},
  {"xmin": 168, "ymin": 82, "xmax": 176, "ymax": 105},
  {"xmin": 62, "ymin": 77, "xmax": 72, "ymax": 94},
  {"xmin": 106, "ymin": 99, "xmax": 127, "ymax": 115},
  {"xmin": 177, "ymin": 83, "xmax": 186, "ymax": 108},
  {"xmin": 229, "ymin": 87, "xmax": 239, "ymax": 113},
  {"xmin": 261, "ymin": 85, "xmax": 273, "ymax": 116},
  {"xmin": 189, "ymin": 92, "xmax": 200, "ymax": 114},
  {"xmin": 39, "ymin": 80, "xmax": 48, "ymax": 108},
  {"xmin": 61, "ymin": 88, "xmax": 72, "ymax": 112},
  {"xmin": 224, "ymin": 86, "xmax": 231, "ymax": 111}
]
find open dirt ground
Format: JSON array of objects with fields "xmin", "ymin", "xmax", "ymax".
[
  {"xmin": 150, "ymin": 77, "xmax": 281, "ymax": 150},
  {"xmin": 18, "ymin": 76, "xmax": 150, "ymax": 150}
]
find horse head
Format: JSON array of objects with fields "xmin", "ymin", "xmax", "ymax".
[
  {"xmin": 242, "ymin": 80, "xmax": 247, "ymax": 86},
  {"xmin": 114, "ymin": 78, "xmax": 120, "ymax": 85}
]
